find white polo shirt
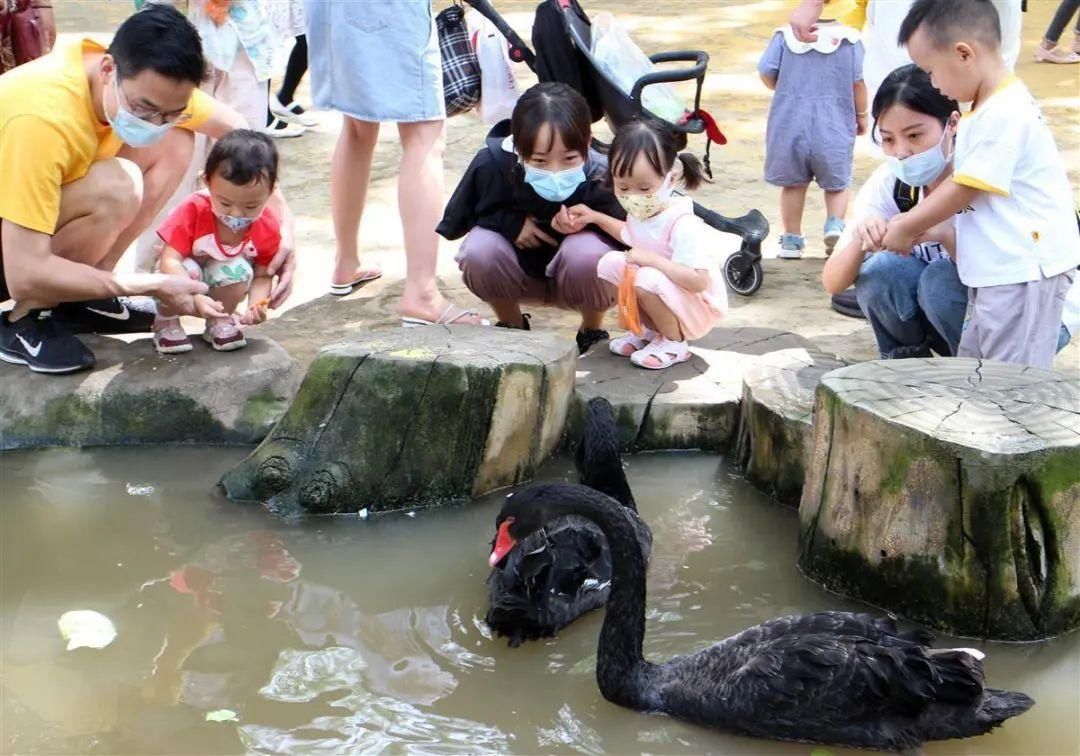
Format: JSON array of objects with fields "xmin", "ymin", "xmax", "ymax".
[{"xmin": 952, "ymin": 77, "xmax": 1080, "ymax": 288}]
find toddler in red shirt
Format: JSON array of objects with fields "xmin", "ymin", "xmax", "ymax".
[{"xmin": 153, "ymin": 130, "xmax": 282, "ymax": 353}]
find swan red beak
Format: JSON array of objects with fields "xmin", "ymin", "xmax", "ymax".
[{"xmin": 489, "ymin": 519, "xmax": 517, "ymax": 567}]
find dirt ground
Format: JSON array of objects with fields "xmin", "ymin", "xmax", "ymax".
[{"xmin": 60, "ymin": 0, "xmax": 1080, "ymax": 369}]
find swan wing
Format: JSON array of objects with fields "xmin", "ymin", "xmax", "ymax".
[
  {"xmin": 657, "ymin": 633, "xmax": 984, "ymax": 748},
  {"xmin": 715, "ymin": 612, "xmax": 934, "ymax": 652}
]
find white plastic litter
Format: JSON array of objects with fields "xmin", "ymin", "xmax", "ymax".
[{"xmin": 57, "ymin": 610, "xmax": 117, "ymax": 650}]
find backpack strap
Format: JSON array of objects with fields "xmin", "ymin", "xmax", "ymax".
[{"xmin": 893, "ymin": 179, "xmax": 921, "ymax": 213}]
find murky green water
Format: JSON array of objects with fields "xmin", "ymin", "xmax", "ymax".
[{"xmin": 1, "ymin": 448, "xmax": 1077, "ymax": 755}]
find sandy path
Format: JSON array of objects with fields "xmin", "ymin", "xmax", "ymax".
[{"xmin": 59, "ymin": 0, "xmax": 1079, "ymax": 369}]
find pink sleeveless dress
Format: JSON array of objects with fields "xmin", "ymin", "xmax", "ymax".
[{"xmin": 597, "ymin": 197, "xmax": 728, "ymax": 341}]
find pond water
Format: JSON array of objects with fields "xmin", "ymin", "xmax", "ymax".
[{"xmin": 1, "ymin": 448, "xmax": 1077, "ymax": 755}]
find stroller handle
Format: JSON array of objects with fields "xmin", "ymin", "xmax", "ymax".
[{"xmin": 630, "ymin": 50, "xmax": 709, "ymax": 124}]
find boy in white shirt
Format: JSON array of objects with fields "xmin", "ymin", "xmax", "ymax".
[{"xmin": 883, "ymin": 0, "xmax": 1080, "ymax": 370}]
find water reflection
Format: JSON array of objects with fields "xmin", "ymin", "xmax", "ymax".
[{"xmin": 1, "ymin": 448, "xmax": 1077, "ymax": 755}]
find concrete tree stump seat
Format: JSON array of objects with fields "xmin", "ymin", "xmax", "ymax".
[
  {"xmin": 220, "ymin": 327, "xmax": 577, "ymax": 515},
  {"xmin": 571, "ymin": 327, "xmax": 817, "ymax": 452},
  {"xmin": 0, "ymin": 336, "xmax": 295, "ymax": 450},
  {"xmin": 799, "ymin": 358, "xmax": 1080, "ymax": 640},
  {"xmin": 735, "ymin": 348, "xmax": 848, "ymax": 507}
]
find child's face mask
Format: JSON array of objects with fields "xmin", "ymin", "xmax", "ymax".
[
  {"xmin": 523, "ymin": 164, "xmax": 587, "ymax": 203},
  {"xmin": 214, "ymin": 211, "xmax": 258, "ymax": 233},
  {"xmin": 616, "ymin": 173, "xmax": 675, "ymax": 220},
  {"xmin": 885, "ymin": 119, "xmax": 956, "ymax": 187}
]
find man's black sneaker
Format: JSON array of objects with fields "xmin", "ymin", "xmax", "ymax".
[
  {"xmin": 576, "ymin": 328, "xmax": 609, "ymax": 355},
  {"xmin": 0, "ymin": 310, "xmax": 96, "ymax": 374},
  {"xmin": 53, "ymin": 296, "xmax": 156, "ymax": 334}
]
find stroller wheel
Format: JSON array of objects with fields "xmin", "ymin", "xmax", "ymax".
[{"xmin": 724, "ymin": 253, "xmax": 763, "ymax": 297}]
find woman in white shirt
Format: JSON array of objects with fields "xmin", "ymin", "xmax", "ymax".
[
  {"xmin": 822, "ymin": 65, "xmax": 966, "ymax": 359},
  {"xmin": 822, "ymin": 64, "xmax": 1074, "ymax": 360}
]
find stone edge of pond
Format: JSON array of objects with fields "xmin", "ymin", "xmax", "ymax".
[{"xmin": 0, "ymin": 335, "xmax": 297, "ymax": 451}]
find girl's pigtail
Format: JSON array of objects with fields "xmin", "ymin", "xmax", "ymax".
[{"xmin": 676, "ymin": 152, "xmax": 711, "ymax": 190}]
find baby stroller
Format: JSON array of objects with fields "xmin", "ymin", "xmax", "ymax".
[{"xmin": 463, "ymin": 0, "xmax": 768, "ymax": 296}]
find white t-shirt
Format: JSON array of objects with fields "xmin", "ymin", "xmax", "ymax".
[
  {"xmin": 952, "ymin": 77, "xmax": 1080, "ymax": 288},
  {"xmin": 619, "ymin": 197, "xmax": 734, "ymax": 273},
  {"xmin": 837, "ymin": 163, "xmax": 953, "ymax": 263}
]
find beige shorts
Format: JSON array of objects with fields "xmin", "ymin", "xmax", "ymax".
[{"xmin": 958, "ymin": 271, "xmax": 1074, "ymax": 370}]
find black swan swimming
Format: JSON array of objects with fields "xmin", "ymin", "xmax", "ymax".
[
  {"xmin": 488, "ymin": 483, "xmax": 1034, "ymax": 750},
  {"xmin": 484, "ymin": 397, "xmax": 652, "ymax": 647}
]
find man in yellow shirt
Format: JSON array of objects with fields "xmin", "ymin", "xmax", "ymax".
[{"xmin": 0, "ymin": 4, "xmax": 295, "ymax": 374}]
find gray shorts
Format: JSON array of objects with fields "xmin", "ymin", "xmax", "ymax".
[{"xmin": 958, "ymin": 271, "xmax": 1075, "ymax": 369}]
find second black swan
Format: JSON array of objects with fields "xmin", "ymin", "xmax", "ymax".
[
  {"xmin": 488, "ymin": 483, "xmax": 1034, "ymax": 750},
  {"xmin": 484, "ymin": 397, "xmax": 651, "ymax": 647}
]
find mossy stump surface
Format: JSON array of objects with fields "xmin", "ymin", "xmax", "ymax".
[
  {"xmin": 571, "ymin": 327, "xmax": 816, "ymax": 452},
  {"xmin": 0, "ymin": 336, "xmax": 295, "ymax": 450},
  {"xmin": 736, "ymin": 347, "xmax": 848, "ymax": 507},
  {"xmin": 799, "ymin": 358, "xmax": 1080, "ymax": 640},
  {"xmin": 220, "ymin": 326, "xmax": 577, "ymax": 515}
]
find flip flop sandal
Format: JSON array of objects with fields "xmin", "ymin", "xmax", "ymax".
[
  {"xmin": 329, "ymin": 267, "xmax": 383, "ymax": 296},
  {"xmin": 629, "ymin": 338, "xmax": 691, "ymax": 370},
  {"xmin": 401, "ymin": 303, "xmax": 491, "ymax": 328},
  {"xmin": 609, "ymin": 329, "xmax": 655, "ymax": 357}
]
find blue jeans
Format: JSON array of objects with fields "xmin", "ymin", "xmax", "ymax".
[{"xmin": 854, "ymin": 254, "xmax": 967, "ymax": 359}]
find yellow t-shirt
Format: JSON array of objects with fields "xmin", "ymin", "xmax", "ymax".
[
  {"xmin": 0, "ymin": 39, "xmax": 213, "ymax": 235},
  {"xmin": 817, "ymin": 0, "xmax": 868, "ymax": 29}
]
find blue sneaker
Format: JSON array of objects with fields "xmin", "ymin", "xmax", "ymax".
[
  {"xmin": 823, "ymin": 216, "xmax": 846, "ymax": 255},
  {"xmin": 778, "ymin": 233, "xmax": 806, "ymax": 260}
]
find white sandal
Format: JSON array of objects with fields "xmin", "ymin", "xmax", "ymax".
[
  {"xmin": 629, "ymin": 337, "xmax": 691, "ymax": 370},
  {"xmin": 609, "ymin": 328, "xmax": 656, "ymax": 357}
]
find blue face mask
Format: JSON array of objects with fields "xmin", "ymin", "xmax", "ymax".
[
  {"xmin": 523, "ymin": 164, "xmax": 587, "ymax": 203},
  {"xmin": 106, "ymin": 73, "xmax": 173, "ymax": 148},
  {"xmin": 215, "ymin": 211, "xmax": 258, "ymax": 233},
  {"xmin": 885, "ymin": 125, "xmax": 954, "ymax": 187}
]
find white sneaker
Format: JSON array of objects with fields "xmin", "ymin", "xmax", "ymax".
[
  {"xmin": 263, "ymin": 117, "xmax": 306, "ymax": 139},
  {"xmin": 271, "ymin": 95, "xmax": 319, "ymax": 127}
]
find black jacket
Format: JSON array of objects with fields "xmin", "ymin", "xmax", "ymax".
[{"xmin": 436, "ymin": 120, "xmax": 626, "ymax": 279}]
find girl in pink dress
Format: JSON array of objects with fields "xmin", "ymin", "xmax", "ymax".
[{"xmin": 567, "ymin": 119, "xmax": 728, "ymax": 369}]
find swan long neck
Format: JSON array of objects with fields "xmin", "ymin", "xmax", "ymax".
[{"xmin": 548, "ymin": 491, "xmax": 650, "ymax": 707}]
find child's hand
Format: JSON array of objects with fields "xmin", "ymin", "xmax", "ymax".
[
  {"xmin": 550, "ymin": 205, "xmax": 577, "ymax": 235},
  {"xmin": 515, "ymin": 216, "xmax": 557, "ymax": 249},
  {"xmin": 856, "ymin": 113, "xmax": 868, "ymax": 136},
  {"xmin": 564, "ymin": 204, "xmax": 596, "ymax": 233},
  {"xmin": 855, "ymin": 216, "xmax": 888, "ymax": 251},
  {"xmin": 193, "ymin": 294, "xmax": 228, "ymax": 321},
  {"xmin": 241, "ymin": 298, "xmax": 271, "ymax": 326},
  {"xmin": 881, "ymin": 215, "xmax": 917, "ymax": 255},
  {"xmin": 626, "ymin": 247, "xmax": 662, "ymax": 268}
]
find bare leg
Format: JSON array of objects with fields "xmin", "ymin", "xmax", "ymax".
[
  {"xmin": 824, "ymin": 188, "xmax": 849, "ymax": 221},
  {"xmin": 579, "ymin": 308, "xmax": 606, "ymax": 330},
  {"xmin": 780, "ymin": 184, "xmax": 809, "ymax": 235},
  {"xmin": 208, "ymin": 281, "xmax": 250, "ymax": 320},
  {"xmin": 636, "ymin": 289, "xmax": 683, "ymax": 341},
  {"xmin": 397, "ymin": 119, "xmax": 483, "ymax": 324},
  {"xmin": 110, "ymin": 128, "xmax": 196, "ymax": 272},
  {"xmin": 490, "ymin": 299, "xmax": 526, "ymax": 327},
  {"xmin": 10, "ymin": 158, "xmax": 144, "ymax": 320},
  {"xmin": 330, "ymin": 116, "xmax": 382, "ymax": 287}
]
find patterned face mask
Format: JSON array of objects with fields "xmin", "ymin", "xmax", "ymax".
[
  {"xmin": 214, "ymin": 210, "xmax": 258, "ymax": 233},
  {"xmin": 616, "ymin": 173, "xmax": 675, "ymax": 220}
]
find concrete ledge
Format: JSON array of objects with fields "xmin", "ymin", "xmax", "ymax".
[{"xmin": 0, "ymin": 335, "xmax": 296, "ymax": 450}]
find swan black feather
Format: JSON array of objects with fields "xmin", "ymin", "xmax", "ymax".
[
  {"xmin": 492, "ymin": 482, "xmax": 1034, "ymax": 749},
  {"xmin": 485, "ymin": 397, "xmax": 651, "ymax": 647}
]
